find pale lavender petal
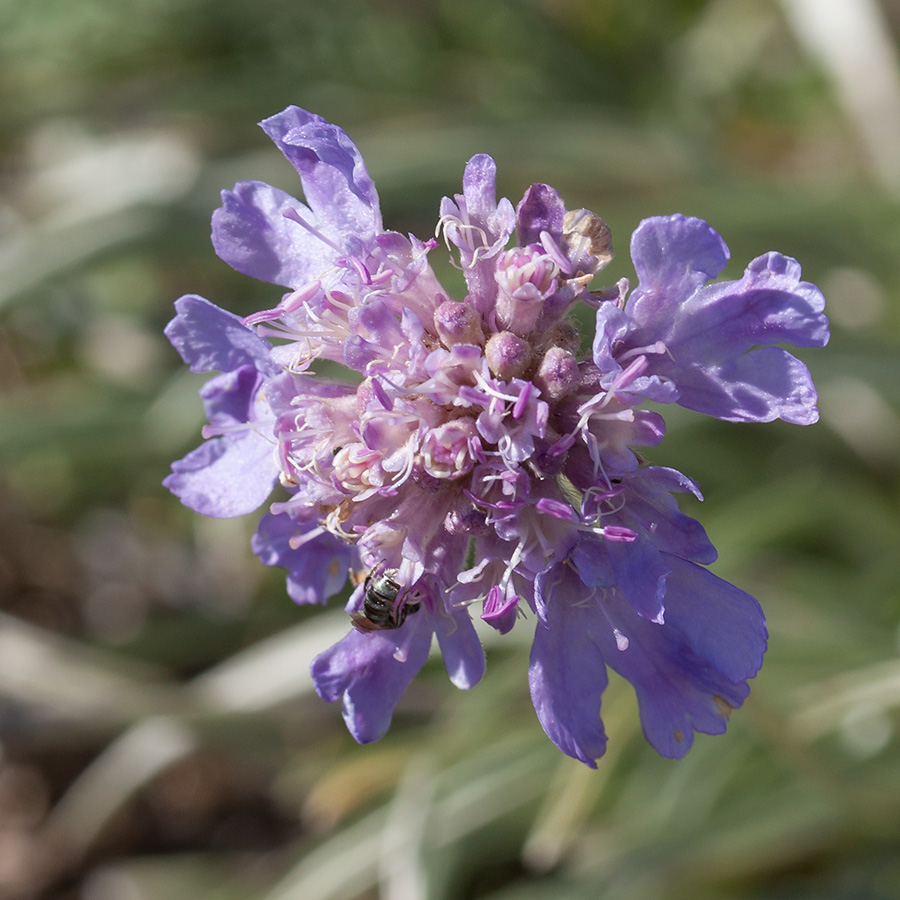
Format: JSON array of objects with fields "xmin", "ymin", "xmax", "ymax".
[
  {"xmin": 650, "ymin": 251, "xmax": 829, "ymax": 423},
  {"xmin": 461, "ymin": 154, "xmax": 515, "ymax": 244},
  {"xmin": 164, "ymin": 432, "xmax": 278, "ymax": 518},
  {"xmin": 669, "ymin": 345, "xmax": 821, "ymax": 423},
  {"xmin": 311, "ymin": 615, "xmax": 433, "ymax": 744},
  {"xmin": 626, "ymin": 229, "xmax": 829, "ymax": 423},
  {"xmin": 442, "ymin": 154, "xmax": 516, "ymax": 313},
  {"xmin": 628, "ymin": 215, "xmax": 730, "ymax": 327},
  {"xmin": 212, "ymin": 181, "xmax": 336, "ymax": 287},
  {"xmin": 252, "ymin": 512, "xmax": 352, "ymax": 605},
  {"xmin": 259, "ymin": 106, "xmax": 382, "ymax": 249},
  {"xmin": 165, "ymin": 295, "xmax": 276, "ymax": 374}
]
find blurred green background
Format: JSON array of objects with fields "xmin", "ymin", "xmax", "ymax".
[{"xmin": 1, "ymin": 0, "xmax": 899, "ymax": 897}]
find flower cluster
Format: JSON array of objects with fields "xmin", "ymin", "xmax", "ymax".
[{"xmin": 165, "ymin": 106, "xmax": 829, "ymax": 765}]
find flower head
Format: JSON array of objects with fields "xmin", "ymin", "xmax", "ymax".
[{"xmin": 165, "ymin": 106, "xmax": 829, "ymax": 764}]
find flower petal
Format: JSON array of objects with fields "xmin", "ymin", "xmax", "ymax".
[
  {"xmin": 628, "ymin": 215, "xmax": 730, "ymax": 326},
  {"xmin": 605, "ymin": 531, "xmax": 670, "ymax": 623},
  {"xmin": 212, "ymin": 181, "xmax": 336, "ymax": 287},
  {"xmin": 619, "ymin": 467, "xmax": 717, "ymax": 565},
  {"xmin": 598, "ymin": 554, "xmax": 767, "ymax": 758},
  {"xmin": 433, "ymin": 606, "xmax": 486, "ymax": 689},
  {"xmin": 252, "ymin": 512, "xmax": 352, "ymax": 605},
  {"xmin": 200, "ymin": 365, "xmax": 264, "ymax": 427},
  {"xmin": 530, "ymin": 556, "xmax": 610, "ymax": 766},
  {"xmin": 165, "ymin": 295, "xmax": 276, "ymax": 374},
  {"xmin": 672, "ymin": 345, "xmax": 821, "ymax": 423},
  {"xmin": 441, "ymin": 154, "xmax": 516, "ymax": 314},
  {"xmin": 311, "ymin": 615, "xmax": 433, "ymax": 744},
  {"xmin": 259, "ymin": 106, "xmax": 382, "ymax": 250},
  {"xmin": 628, "ymin": 239, "xmax": 830, "ymax": 423},
  {"xmin": 460, "ymin": 154, "xmax": 516, "ymax": 246},
  {"xmin": 163, "ymin": 431, "xmax": 279, "ymax": 518},
  {"xmin": 516, "ymin": 183, "xmax": 566, "ymax": 247}
]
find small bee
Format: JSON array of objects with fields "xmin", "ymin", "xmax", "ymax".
[{"xmin": 351, "ymin": 568, "xmax": 421, "ymax": 633}]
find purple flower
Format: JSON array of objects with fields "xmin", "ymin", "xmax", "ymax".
[{"xmin": 165, "ymin": 106, "xmax": 829, "ymax": 765}]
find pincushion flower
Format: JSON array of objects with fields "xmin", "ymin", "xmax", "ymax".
[{"xmin": 165, "ymin": 106, "xmax": 829, "ymax": 765}]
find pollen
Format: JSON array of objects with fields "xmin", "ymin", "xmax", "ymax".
[{"xmin": 713, "ymin": 694, "xmax": 735, "ymax": 719}]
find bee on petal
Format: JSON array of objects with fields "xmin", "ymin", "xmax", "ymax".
[{"xmin": 351, "ymin": 568, "xmax": 421, "ymax": 632}]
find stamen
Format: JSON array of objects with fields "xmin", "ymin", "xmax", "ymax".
[
  {"xmin": 538, "ymin": 230, "xmax": 573, "ymax": 275},
  {"xmin": 371, "ymin": 378, "xmax": 393, "ymax": 410},
  {"xmin": 601, "ymin": 525, "xmax": 637, "ymax": 542},
  {"xmin": 536, "ymin": 497, "xmax": 576, "ymax": 521},
  {"xmin": 281, "ymin": 280, "xmax": 323, "ymax": 314},
  {"xmin": 512, "ymin": 380, "xmax": 531, "ymax": 419},
  {"xmin": 283, "ymin": 207, "xmax": 343, "ymax": 254},
  {"xmin": 243, "ymin": 307, "xmax": 285, "ymax": 327},
  {"xmin": 288, "ymin": 526, "xmax": 326, "ymax": 550},
  {"xmin": 619, "ymin": 341, "xmax": 667, "ymax": 363}
]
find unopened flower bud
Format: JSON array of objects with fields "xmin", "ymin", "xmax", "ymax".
[
  {"xmin": 534, "ymin": 346, "xmax": 580, "ymax": 400},
  {"xmin": 485, "ymin": 331, "xmax": 532, "ymax": 381},
  {"xmin": 434, "ymin": 299, "xmax": 484, "ymax": 347}
]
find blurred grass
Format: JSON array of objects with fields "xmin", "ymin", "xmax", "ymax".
[{"xmin": 1, "ymin": 0, "xmax": 899, "ymax": 898}]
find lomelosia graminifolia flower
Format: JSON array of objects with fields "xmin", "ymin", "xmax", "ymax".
[{"xmin": 165, "ymin": 107, "xmax": 829, "ymax": 765}]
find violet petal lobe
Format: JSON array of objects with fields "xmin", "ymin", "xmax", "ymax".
[
  {"xmin": 618, "ymin": 468, "xmax": 717, "ymax": 565},
  {"xmin": 252, "ymin": 512, "xmax": 352, "ymax": 605},
  {"xmin": 212, "ymin": 181, "xmax": 336, "ymax": 288},
  {"xmin": 529, "ymin": 557, "xmax": 610, "ymax": 766},
  {"xmin": 648, "ymin": 251, "xmax": 829, "ymax": 423},
  {"xmin": 597, "ymin": 554, "xmax": 767, "ymax": 758},
  {"xmin": 258, "ymin": 106, "xmax": 382, "ymax": 248},
  {"xmin": 605, "ymin": 531, "xmax": 670, "ymax": 624},
  {"xmin": 432, "ymin": 606, "xmax": 486, "ymax": 690},
  {"xmin": 515, "ymin": 183, "xmax": 566, "ymax": 247},
  {"xmin": 200, "ymin": 365, "xmax": 263, "ymax": 427},
  {"xmin": 628, "ymin": 215, "xmax": 730, "ymax": 327},
  {"xmin": 311, "ymin": 614, "xmax": 433, "ymax": 744},
  {"xmin": 163, "ymin": 430, "xmax": 279, "ymax": 518},
  {"xmin": 165, "ymin": 294, "xmax": 277, "ymax": 375}
]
